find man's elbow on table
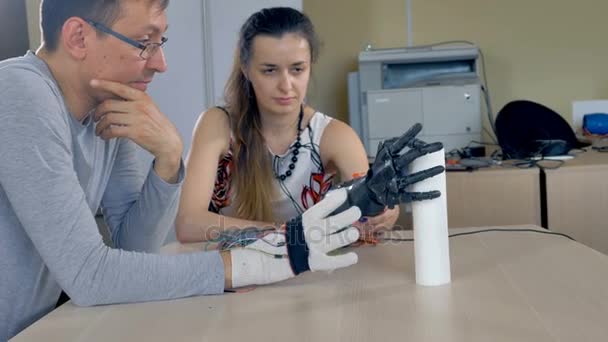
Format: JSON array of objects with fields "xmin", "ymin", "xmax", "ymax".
[{"xmin": 63, "ymin": 287, "xmax": 99, "ymax": 307}]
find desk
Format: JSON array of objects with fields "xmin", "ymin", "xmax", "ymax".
[
  {"xmin": 12, "ymin": 226, "xmax": 608, "ymax": 341},
  {"xmin": 545, "ymin": 150, "xmax": 608, "ymax": 254},
  {"xmin": 396, "ymin": 167, "xmax": 541, "ymax": 229},
  {"xmin": 446, "ymin": 167, "xmax": 541, "ymax": 228},
  {"xmin": 370, "ymin": 156, "xmax": 542, "ymax": 229}
]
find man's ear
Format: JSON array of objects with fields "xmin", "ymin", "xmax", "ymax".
[{"xmin": 61, "ymin": 17, "xmax": 91, "ymax": 59}]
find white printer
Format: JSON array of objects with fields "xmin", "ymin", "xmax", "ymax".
[{"xmin": 348, "ymin": 44, "xmax": 482, "ymax": 157}]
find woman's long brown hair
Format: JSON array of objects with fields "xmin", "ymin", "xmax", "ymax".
[{"xmin": 223, "ymin": 7, "xmax": 320, "ymax": 222}]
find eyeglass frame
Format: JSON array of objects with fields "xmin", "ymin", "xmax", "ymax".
[{"xmin": 85, "ymin": 19, "xmax": 168, "ymax": 60}]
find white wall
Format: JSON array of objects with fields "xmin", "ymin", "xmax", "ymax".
[
  {"xmin": 25, "ymin": 0, "xmax": 41, "ymax": 50},
  {"xmin": 145, "ymin": 0, "xmax": 207, "ymax": 166}
]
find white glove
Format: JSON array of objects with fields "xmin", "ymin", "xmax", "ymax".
[{"xmin": 230, "ymin": 189, "xmax": 361, "ymax": 288}]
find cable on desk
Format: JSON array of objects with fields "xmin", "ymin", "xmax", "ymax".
[
  {"xmin": 381, "ymin": 228, "xmax": 576, "ymax": 242},
  {"xmin": 210, "ymin": 227, "xmax": 576, "ymax": 251},
  {"xmin": 204, "ymin": 227, "xmax": 277, "ymax": 251},
  {"xmin": 500, "ymin": 158, "xmax": 565, "ymax": 170}
]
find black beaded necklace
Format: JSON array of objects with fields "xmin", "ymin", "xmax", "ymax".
[{"xmin": 275, "ymin": 106, "xmax": 304, "ymax": 181}]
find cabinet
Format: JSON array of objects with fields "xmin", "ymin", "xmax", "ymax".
[
  {"xmin": 446, "ymin": 167, "xmax": 541, "ymax": 228},
  {"xmin": 545, "ymin": 150, "xmax": 608, "ymax": 254},
  {"xmin": 395, "ymin": 166, "xmax": 542, "ymax": 229}
]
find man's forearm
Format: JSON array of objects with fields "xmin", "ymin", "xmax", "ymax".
[{"xmin": 105, "ymin": 152, "xmax": 184, "ymax": 252}]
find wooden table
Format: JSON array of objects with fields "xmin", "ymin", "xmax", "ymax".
[{"xmin": 12, "ymin": 226, "xmax": 608, "ymax": 342}]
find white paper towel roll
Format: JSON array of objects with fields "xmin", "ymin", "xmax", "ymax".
[{"xmin": 408, "ymin": 149, "xmax": 451, "ymax": 286}]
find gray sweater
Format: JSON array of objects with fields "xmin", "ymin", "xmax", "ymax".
[{"xmin": 0, "ymin": 52, "xmax": 224, "ymax": 341}]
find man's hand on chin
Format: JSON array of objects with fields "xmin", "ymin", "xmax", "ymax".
[{"xmin": 91, "ymin": 79, "xmax": 183, "ymax": 183}]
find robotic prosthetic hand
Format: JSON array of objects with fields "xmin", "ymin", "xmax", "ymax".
[
  {"xmin": 230, "ymin": 189, "xmax": 361, "ymax": 288},
  {"xmin": 332, "ymin": 123, "xmax": 445, "ymax": 217},
  {"xmin": 228, "ymin": 123, "xmax": 444, "ymax": 288}
]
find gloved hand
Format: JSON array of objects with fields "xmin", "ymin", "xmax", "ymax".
[
  {"xmin": 332, "ymin": 123, "xmax": 445, "ymax": 217},
  {"xmin": 230, "ymin": 189, "xmax": 361, "ymax": 288}
]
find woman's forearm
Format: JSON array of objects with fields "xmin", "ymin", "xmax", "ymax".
[{"xmin": 175, "ymin": 211, "xmax": 278, "ymax": 242}]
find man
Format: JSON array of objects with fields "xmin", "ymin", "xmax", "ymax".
[{"xmin": 0, "ymin": 1, "xmax": 363, "ymax": 339}]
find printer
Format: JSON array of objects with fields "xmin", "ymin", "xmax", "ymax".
[{"xmin": 348, "ymin": 44, "xmax": 482, "ymax": 157}]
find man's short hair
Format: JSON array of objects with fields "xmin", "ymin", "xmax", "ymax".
[{"xmin": 41, "ymin": 0, "xmax": 170, "ymax": 51}]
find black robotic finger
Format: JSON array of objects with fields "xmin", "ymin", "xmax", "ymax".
[
  {"xmin": 408, "ymin": 140, "xmax": 443, "ymax": 156},
  {"xmin": 397, "ymin": 165, "xmax": 445, "ymax": 188},
  {"xmin": 418, "ymin": 141, "xmax": 443, "ymax": 154},
  {"xmin": 394, "ymin": 148, "xmax": 426, "ymax": 169},
  {"xmin": 387, "ymin": 123, "xmax": 422, "ymax": 155},
  {"xmin": 374, "ymin": 141, "xmax": 392, "ymax": 162},
  {"xmin": 394, "ymin": 141, "xmax": 443, "ymax": 170},
  {"xmin": 408, "ymin": 138, "xmax": 425, "ymax": 149},
  {"xmin": 401, "ymin": 190, "xmax": 441, "ymax": 201},
  {"xmin": 408, "ymin": 138, "xmax": 443, "ymax": 152},
  {"xmin": 375, "ymin": 134, "xmax": 406, "ymax": 162},
  {"xmin": 401, "ymin": 190, "xmax": 442, "ymax": 202}
]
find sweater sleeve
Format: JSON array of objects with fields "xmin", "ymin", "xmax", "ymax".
[
  {"xmin": 0, "ymin": 69, "xmax": 224, "ymax": 306},
  {"xmin": 101, "ymin": 138, "xmax": 184, "ymax": 252}
]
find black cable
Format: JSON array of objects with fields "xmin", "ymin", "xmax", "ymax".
[
  {"xmin": 469, "ymin": 140, "xmax": 499, "ymax": 147},
  {"xmin": 382, "ymin": 237, "xmax": 414, "ymax": 242},
  {"xmin": 381, "ymin": 228, "xmax": 575, "ymax": 242},
  {"xmin": 273, "ymin": 122, "xmax": 325, "ymax": 216},
  {"xmin": 500, "ymin": 158, "xmax": 565, "ymax": 170},
  {"xmin": 481, "ymin": 85, "xmax": 498, "ymax": 143}
]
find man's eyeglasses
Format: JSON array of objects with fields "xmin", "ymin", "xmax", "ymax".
[{"xmin": 85, "ymin": 19, "xmax": 167, "ymax": 60}]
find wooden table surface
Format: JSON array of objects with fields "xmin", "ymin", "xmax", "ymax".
[{"xmin": 12, "ymin": 226, "xmax": 608, "ymax": 342}]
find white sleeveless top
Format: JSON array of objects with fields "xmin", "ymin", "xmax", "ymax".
[{"xmin": 209, "ymin": 111, "xmax": 334, "ymax": 223}]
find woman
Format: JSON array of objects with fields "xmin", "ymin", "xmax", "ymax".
[{"xmin": 176, "ymin": 7, "xmax": 398, "ymax": 242}]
